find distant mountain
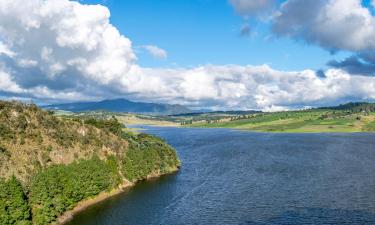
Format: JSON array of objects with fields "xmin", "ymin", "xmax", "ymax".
[{"xmin": 43, "ymin": 98, "xmax": 192, "ymax": 115}]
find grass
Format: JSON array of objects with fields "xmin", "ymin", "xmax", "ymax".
[
  {"xmin": 54, "ymin": 104, "xmax": 375, "ymax": 133},
  {"xmin": 116, "ymin": 114, "xmax": 180, "ymax": 127},
  {"xmin": 187, "ymin": 110, "xmax": 375, "ymax": 133}
]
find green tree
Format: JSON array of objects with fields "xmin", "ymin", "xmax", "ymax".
[{"xmin": 0, "ymin": 176, "xmax": 31, "ymax": 225}]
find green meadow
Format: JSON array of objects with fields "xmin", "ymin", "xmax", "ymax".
[{"xmin": 187, "ymin": 109, "xmax": 375, "ymax": 133}]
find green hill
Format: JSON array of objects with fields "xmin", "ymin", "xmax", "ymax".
[
  {"xmin": 0, "ymin": 101, "xmax": 180, "ymax": 225},
  {"xmin": 184, "ymin": 103, "xmax": 375, "ymax": 132},
  {"xmin": 320, "ymin": 102, "xmax": 375, "ymax": 113}
]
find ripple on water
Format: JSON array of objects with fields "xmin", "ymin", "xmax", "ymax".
[{"xmin": 67, "ymin": 128, "xmax": 375, "ymax": 225}]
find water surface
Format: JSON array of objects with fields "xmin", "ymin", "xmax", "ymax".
[{"xmin": 67, "ymin": 127, "xmax": 375, "ymax": 225}]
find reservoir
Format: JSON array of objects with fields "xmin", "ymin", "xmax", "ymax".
[{"xmin": 67, "ymin": 127, "xmax": 375, "ymax": 225}]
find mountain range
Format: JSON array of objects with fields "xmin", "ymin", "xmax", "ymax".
[{"xmin": 43, "ymin": 98, "xmax": 192, "ymax": 115}]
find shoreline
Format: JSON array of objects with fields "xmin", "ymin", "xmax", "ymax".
[
  {"xmin": 56, "ymin": 180, "xmax": 134, "ymax": 225},
  {"xmin": 56, "ymin": 168, "xmax": 180, "ymax": 225},
  {"xmin": 184, "ymin": 125, "xmax": 374, "ymax": 133}
]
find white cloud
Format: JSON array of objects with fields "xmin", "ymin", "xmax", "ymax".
[
  {"xmin": 1, "ymin": 0, "xmax": 375, "ymax": 111},
  {"xmin": 18, "ymin": 59, "xmax": 38, "ymax": 68},
  {"xmin": 0, "ymin": 70, "xmax": 23, "ymax": 93},
  {"xmin": 118, "ymin": 65, "xmax": 375, "ymax": 111},
  {"xmin": 273, "ymin": 0, "xmax": 375, "ymax": 51},
  {"xmin": 0, "ymin": 42, "xmax": 15, "ymax": 57},
  {"xmin": 0, "ymin": 0, "xmax": 135, "ymax": 86},
  {"xmin": 141, "ymin": 45, "xmax": 167, "ymax": 59}
]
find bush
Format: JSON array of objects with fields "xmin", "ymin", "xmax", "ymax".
[
  {"xmin": 0, "ymin": 124, "xmax": 14, "ymax": 140},
  {"xmin": 0, "ymin": 176, "xmax": 31, "ymax": 225},
  {"xmin": 84, "ymin": 116, "xmax": 124, "ymax": 136}
]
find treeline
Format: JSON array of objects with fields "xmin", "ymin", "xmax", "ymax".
[{"xmin": 322, "ymin": 102, "xmax": 375, "ymax": 113}]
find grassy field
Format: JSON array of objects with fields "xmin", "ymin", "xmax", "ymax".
[
  {"xmin": 116, "ymin": 114, "xmax": 180, "ymax": 127},
  {"xmin": 187, "ymin": 110, "xmax": 375, "ymax": 133},
  {"xmin": 50, "ymin": 102, "xmax": 375, "ymax": 133}
]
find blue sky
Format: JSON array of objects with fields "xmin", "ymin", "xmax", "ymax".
[
  {"xmin": 2, "ymin": 0, "xmax": 375, "ymax": 110},
  {"xmin": 83, "ymin": 0, "xmax": 349, "ymax": 71}
]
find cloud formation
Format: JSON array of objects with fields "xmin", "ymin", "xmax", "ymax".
[
  {"xmin": 1, "ymin": 0, "xmax": 375, "ymax": 111},
  {"xmin": 273, "ymin": 0, "xmax": 375, "ymax": 52},
  {"xmin": 125, "ymin": 65, "xmax": 375, "ymax": 111},
  {"xmin": 141, "ymin": 45, "xmax": 167, "ymax": 59},
  {"xmin": 0, "ymin": 0, "xmax": 135, "ymax": 90},
  {"xmin": 266, "ymin": 0, "xmax": 375, "ymax": 78}
]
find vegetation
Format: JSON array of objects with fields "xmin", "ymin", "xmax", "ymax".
[
  {"xmin": 29, "ymin": 157, "xmax": 120, "ymax": 225},
  {"xmin": 0, "ymin": 177, "xmax": 31, "ymax": 225},
  {"xmin": 0, "ymin": 100, "xmax": 180, "ymax": 225},
  {"xmin": 185, "ymin": 103, "xmax": 375, "ymax": 132},
  {"xmin": 122, "ymin": 133, "xmax": 180, "ymax": 182},
  {"xmin": 78, "ymin": 102, "xmax": 375, "ymax": 133}
]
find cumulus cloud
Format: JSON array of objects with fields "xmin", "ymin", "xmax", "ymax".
[
  {"xmin": 0, "ymin": 0, "xmax": 135, "ymax": 86},
  {"xmin": 269, "ymin": 0, "xmax": 375, "ymax": 77},
  {"xmin": 0, "ymin": 68, "xmax": 23, "ymax": 94},
  {"xmin": 273, "ymin": 0, "xmax": 375, "ymax": 52},
  {"xmin": 229, "ymin": 0, "xmax": 275, "ymax": 18},
  {"xmin": 1, "ymin": 0, "xmax": 375, "ymax": 111},
  {"xmin": 141, "ymin": 45, "xmax": 167, "ymax": 59},
  {"xmin": 119, "ymin": 65, "xmax": 375, "ymax": 111}
]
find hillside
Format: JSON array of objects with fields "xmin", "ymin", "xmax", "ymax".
[
  {"xmin": 182, "ymin": 103, "xmax": 375, "ymax": 132},
  {"xmin": 0, "ymin": 101, "xmax": 180, "ymax": 225},
  {"xmin": 43, "ymin": 98, "xmax": 191, "ymax": 115},
  {"xmin": 320, "ymin": 102, "xmax": 375, "ymax": 112}
]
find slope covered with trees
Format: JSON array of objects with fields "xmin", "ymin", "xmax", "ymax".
[{"xmin": 0, "ymin": 101, "xmax": 180, "ymax": 225}]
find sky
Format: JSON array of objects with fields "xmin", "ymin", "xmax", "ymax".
[
  {"xmin": 1, "ymin": 0, "xmax": 375, "ymax": 111},
  {"xmin": 82, "ymin": 0, "xmax": 349, "ymax": 71}
]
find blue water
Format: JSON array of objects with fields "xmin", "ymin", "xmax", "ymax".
[{"xmin": 66, "ymin": 127, "xmax": 375, "ymax": 225}]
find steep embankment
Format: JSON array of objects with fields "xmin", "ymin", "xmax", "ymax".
[{"xmin": 0, "ymin": 101, "xmax": 180, "ymax": 225}]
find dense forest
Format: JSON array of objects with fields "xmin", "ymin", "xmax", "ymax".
[{"xmin": 0, "ymin": 101, "xmax": 180, "ymax": 225}]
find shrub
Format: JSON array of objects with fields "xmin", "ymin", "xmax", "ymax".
[
  {"xmin": 84, "ymin": 116, "xmax": 124, "ymax": 136},
  {"xmin": 0, "ymin": 176, "xmax": 31, "ymax": 225},
  {"xmin": 0, "ymin": 124, "xmax": 14, "ymax": 140}
]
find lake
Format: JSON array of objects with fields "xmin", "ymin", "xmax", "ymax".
[{"xmin": 66, "ymin": 127, "xmax": 375, "ymax": 225}]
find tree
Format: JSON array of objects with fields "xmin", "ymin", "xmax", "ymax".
[{"xmin": 0, "ymin": 176, "xmax": 31, "ymax": 225}]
